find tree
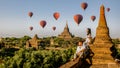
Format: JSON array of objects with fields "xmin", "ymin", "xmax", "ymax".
[
  {"xmin": 4, "ymin": 47, "xmax": 75, "ymax": 68},
  {"xmin": 20, "ymin": 36, "xmax": 31, "ymax": 47}
]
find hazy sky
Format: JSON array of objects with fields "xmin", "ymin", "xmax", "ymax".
[{"xmin": 0, "ymin": 0, "xmax": 120, "ymax": 38}]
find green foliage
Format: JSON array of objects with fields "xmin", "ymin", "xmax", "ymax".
[
  {"xmin": 112, "ymin": 38, "xmax": 120, "ymax": 44},
  {"xmin": 54, "ymin": 38, "xmax": 64, "ymax": 44},
  {"xmin": 71, "ymin": 37, "xmax": 83, "ymax": 45},
  {"xmin": 117, "ymin": 49, "xmax": 120, "ymax": 55},
  {"xmin": 115, "ymin": 49, "xmax": 120, "ymax": 59},
  {"xmin": 0, "ymin": 63, "xmax": 5, "ymax": 68},
  {"xmin": 1, "ymin": 36, "xmax": 83, "ymax": 48},
  {"xmin": 0, "ymin": 47, "xmax": 19, "ymax": 59},
  {"xmin": 2, "ymin": 36, "xmax": 31, "ymax": 48},
  {"xmin": 51, "ymin": 37, "xmax": 81, "ymax": 48},
  {"xmin": 19, "ymin": 36, "xmax": 31, "ymax": 47},
  {"xmin": 20, "ymin": 36, "xmax": 31, "ymax": 41},
  {"xmin": 0, "ymin": 36, "xmax": 82, "ymax": 68},
  {"xmin": 3, "ymin": 47, "xmax": 76, "ymax": 68}
]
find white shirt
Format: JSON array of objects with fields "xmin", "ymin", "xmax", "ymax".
[
  {"xmin": 74, "ymin": 44, "xmax": 86, "ymax": 59},
  {"xmin": 85, "ymin": 38, "xmax": 90, "ymax": 43},
  {"xmin": 76, "ymin": 45, "xmax": 85, "ymax": 54},
  {"xmin": 85, "ymin": 34, "xmax": 92, "ymax": 44}
]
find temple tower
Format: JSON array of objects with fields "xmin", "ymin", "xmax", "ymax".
[
  {"xmin": 94, "ymin": 5, "xmax": 112, "ymax": 44},
  {"xmin": 58, "ymin": 22, "xmax": 72, "ymax": 40},
  {"xmin": 91, "ymin": 5, "xmax": 114, "ymax": 65},
  {"xmin": 26, "ymin": 34, "xmax": 40, "ymax": 49}
]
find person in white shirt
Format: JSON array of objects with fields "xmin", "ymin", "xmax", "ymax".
[
  {"xmin": 73, "ymin": 41, "xmax": 86, "ymax": 60},
  {"xmin": 85, "ymin": 28, "xmax": 92, "ymax": 45}
]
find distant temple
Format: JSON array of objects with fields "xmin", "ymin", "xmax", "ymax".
[
  {"xmin": 58, "ymin": 22, "xmax": 72, "ymax": 40},
  {"xmin": 26, "ymin": 34, "xmax": 41, "ymax": 49}
]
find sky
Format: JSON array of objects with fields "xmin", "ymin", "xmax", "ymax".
[{"xmin": 0, "ymin": 0, "xmax": 120, "ymax": 38}]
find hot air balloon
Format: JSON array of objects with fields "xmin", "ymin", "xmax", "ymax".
[
  {"xmin": 106, "ymin": 8, "xmax": 110, "ymax": 12},
  {"xmin": 29, "ymin": 26, "xmax": 33, "ymax": 31},
  {"xmin": 81, "ymin": 2, "xmax": 88, "ymax": 10},
  {"xmin": 74, "ymin": 14, "xmax": 83, "ymax": 25},
  {"xmin": 53, "ymin": 12, "xmax": 60, "ymax": 20},
  {"xmin": 40, "ymin": 20, "xmax": 47, "ymax": 28},
  {"xmin": 91, "ymin": 16, "xmax": 96, "ymax": 22},
  {"xmin": 28, "ymin": 12, "xmax": 33, "ymax": 18},
  {"xmin": 52, "ymin": 26, "xmax": 56, "ymax": 31}
]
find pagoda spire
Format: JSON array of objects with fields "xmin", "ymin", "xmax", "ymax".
[
  {"xmin": 98, "ymin": 5, "xmax": 107, "ymax": 27},
  {"xmin": 94, "ymin": 5, "xmax": 112, "ymax": 44},
  {"xmin": 65, "ymin": 21, "xmax": 68, "ymax": 28},
  {"xmin": 58, "ymin": 21, "xmax": 72, "ymax": 40},
  {"xmin": 100, "ymin": 4, "xmax": 105, "ymax": 14},
  {"xmin": 33, "ymin": 34, "xmax": 38, "ymax": 40}
]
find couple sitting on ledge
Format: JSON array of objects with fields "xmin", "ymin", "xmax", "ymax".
[
  {"xmin": 73, "ymin": 40, "xmax": 91, "ymax": 60},
  {"xmin": 73, "ymin": 28, "xmax": 94, "ymax": 64}
]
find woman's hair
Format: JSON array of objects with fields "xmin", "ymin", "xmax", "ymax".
[{"xmin": 87, "ymin": 28, "xmax": 91, "ymax": 35}]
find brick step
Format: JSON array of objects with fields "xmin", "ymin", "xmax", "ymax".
[
  {"xmin": 93, "ymin": 56, "xmax": 113, "ymax": 60},
  {"xmin": 90, "ymin": 46, "xmax": 112, "ymax": 49},
  {"xmin": 93, "ymin": 53, "xmax": 112, "ymax": 57},
  {"xmin": 93, "ymin": 52, "xmax": 111, "ymax": 54},
  {"xmin": 93, "ymin": 42, "xmax": 113, "ymax": 45},
  {"xmin": 92, "ymin": 59, "xmax": 114, "ymax": 64},
  {"xmin": 90, "ymin": 63, "xmax": 119, "ymax": 68},
  {"xmin": 90, "ymin": 44, "xmax": 112, "ymax": 48},
  {"xmin": 93, "ymin": 55, "xmax": 113, "ymax": 60},
  {"xmin": 91, "ymin": 48, "xmax": 111, "ymax": 51},
  {"xmin": 91, "ymin": 47, "xmax": 111, "ymax": 49},
  {"xmin": 91, "ymin": 50, "xmax": 112, "ymax": 54},
  {"xmin": 91, "ymin": 49, "xmax": 111, "ymax": 53}
]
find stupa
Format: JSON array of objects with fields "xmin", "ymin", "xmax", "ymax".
[
  {"xmin": 94, "ymin": 5, "xmax": 112, "ymax": 44},
  {"xmin": 58, "ymin": 22, "xmax": 72, "ymax": 40},
  {"xmin": 90, "ymin": 5, "xmax": 117, "ymax": 68},
  {"xmin": 26, "ymin": 34, "xmax": 40, "ymax": 49}
]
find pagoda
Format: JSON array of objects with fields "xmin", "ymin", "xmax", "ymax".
[
  {"xmin": 90, "ymin": 5, "xmax": 115, "ymax": 67},
  {"xmin": 58, "ymin": 22, "xmax": 72, "ymax": 40},
  {"xmin": 94, "ymin": 5, "xmax": 112, "ymax": 44},
  {"xmin": 26, "ymin": 34, "xmax": 41, "ymax": 49}
]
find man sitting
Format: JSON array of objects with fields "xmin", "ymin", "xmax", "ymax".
[{"xmin": 73, "ymin": 40, "xmax": 86, "ymax": 61}]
